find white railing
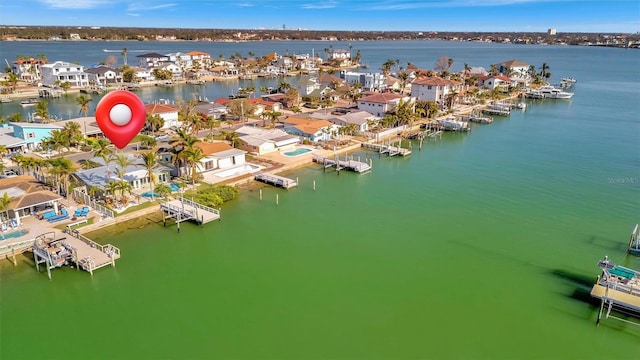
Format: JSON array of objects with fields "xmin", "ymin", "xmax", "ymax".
[{"xmin": 179, "ymin": 197, "xmax": 220, "ymax": 216}]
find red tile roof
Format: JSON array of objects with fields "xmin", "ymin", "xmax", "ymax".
[
  {"xmin": 145, "ymin": 103, "xmax": 178, "ymax": 114},
  {"xmin": 412, "ymin": 77, "xmax": 460, "ymax": 86},
  {"xmin": 195, "ymin": 141, "xmax": 233, "ymax": 155},
  {"xmin": 358, "ymin": 93, "xmax": 405, "ymax": 104}
]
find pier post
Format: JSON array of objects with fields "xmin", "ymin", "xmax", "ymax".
[
  {"xmin": 313, "ymin": 180, "xmax": 316, "ymax": 191},
  {"xmin": 276, "ymin": 194, "xmax": 279, "ymax": 205},
  {"xmin": 11, "ymin": 247, "xmax": 17, "ymax": 267},
  {"xmin": 34, "ymin": 252, "xmax": 40, "ymax": 273},
  {"xmin": 177, "ymin": 212, "xmax": 181, "ymax": 233},
  {"xmin": 74, "ymin": 248, "xmax": 79, "ymax": 271},
  {"xmin": 46, "ymin": 259, "xmax": 51, "ymax": 280},
  {"xmin": 296, "ymin": 177, "xmax": 299, "ymax": 185},
  {"xmin": 260, "ymin": 189, "xmax": 262, "ymax": 200}
]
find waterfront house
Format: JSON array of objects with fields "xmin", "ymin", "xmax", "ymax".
[
  {"xmin": 40, "ymin": 61, "xmax": 89, "ymax": 88},
  {"xmin": 356, "ymin": 93, "xmax": 413, "ymax": 117},
  {"xmin": 282, "ymin": 117, "xmax": 335, "ymax": 142},
  {"xmin": 478, "ymin": 75, "xmax": 513, "ymax": 90},
  {"xmin": 186, "ymin": 51, "xmax": 213, "ymax": 68},
  {"xmin": 248, "ymin": 98, "xmax": 282, "ymax": 115},
  {"xmin": 136, "ymin": 53, "xmax": 170, "ymax": 69},
  {"xmin": 11, "ymin": 122, "xmax": 63, "ymax": 151},
  {"xmin": 410, "ymin": 77, "xmax": 462, "ymax": 108},
  {"xmin": 0, "ymin": 175, "xmax": 64, "ymax": 226},
  {"xmin": 235, "ymin": 126, "xmax": 300, "ymax": 155},
  {"xmin": 128, "ymin": 66, "xmax": 153, "ymax": 82},
  {"xmin": 493, "ymin": 59, "xmax": 529, "ymax": 78},
  {"xmin": 12, "ymin": 58, "xmax": 47, "ymax": 82},
  {"xmin": 166, "ymin": 52, "xmax": 193, "ymax": 69},
  {"xmin": 156, "ymin": 62, "xmax": 182, "ymax": 80},
  {"xmin": 84, "ymin": 66, "xmax": 121, "ymax": 85},
  {"xmin": 195, "ymin": 102, "xmax": 228, "ymax": 120},
  {"xmin": 145, "ymin": 103, "xmax": 180, "ymax": 129},
  {"xmin": 340, "ymin": 71, "xmax": 386, "ymax": 92},
  {"xmin": 72, "ymin": 155, "xmax": 172, "ymax": 194},
  {"xmin": 309, "ymin": 110, "xmax": 376, "ymax": 133},
  {"xmin": 194, "ymin": 142, "xmax": 247, "ymax": 173}
]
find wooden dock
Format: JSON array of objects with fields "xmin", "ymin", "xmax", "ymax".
[
  {"xmin": 481, "ymin": 107, "xmax": 510, "ymax": 116},
  {"xmin": 312, "ymin": 155, "xmax": 372, "ymax": 173},
  {"xmin": 161, "ymin": 197, "xmax": 221, "ymax": 231},
  {"xmin": 591, "ymin": 256, "xmax": 640, "ymax": 326},
  {"xmin": 361, "ymin": 142, "xmax": 412, "ymax": 156},
  {"xmin": 254, "ymin": 173, "xmax": 297, "ymax": 189},
  {"xmin": 32, "ymin": 231, "xmax": 120, "ymax": 279}
]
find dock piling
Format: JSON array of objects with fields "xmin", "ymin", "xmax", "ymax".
[
  {"xmin": 260, "ymin": 188, "xmax": 262, "ymax": 200},
  {"xmin": 313, "ymin": 180, "xmax": 316, "ymax": 191},
  {"xmin": 276, "ymin": 194, "xmax": 279, "ymax": 205}
]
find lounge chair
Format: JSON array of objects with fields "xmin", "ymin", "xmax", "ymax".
[
  {"xmin": 73, "ymin": 208, "xmax": 83, "ymax": 217},
  {"xmin": 80, "ymin": 207, "xmax": 90, "ymax": 216},
  {"xmin": 41, "ymin": 210, "xmax": 56, "ymax": 220}
]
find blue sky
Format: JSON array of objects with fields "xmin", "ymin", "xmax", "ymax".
[{"xmin": 1, "ymin": 0, "xmax": 638, "ymax": 33}]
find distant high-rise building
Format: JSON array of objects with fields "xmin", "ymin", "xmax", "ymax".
[
  {"xmin": 283, "ymin": 24, "xmax": 286, "ymax": 30},
  {"xmin": 548, "ymin": 28, "xmax": 557, "ymax": 35}
]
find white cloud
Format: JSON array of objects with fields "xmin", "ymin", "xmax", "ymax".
[
  {"xmin": 127, "ymin": 13, "xmax": 141, "ymax": 17},
  {"xmin": 127, "ymin": 2, "xmax": 177, "ymax": 12},
  {"xmin": 301, "ymin": 0, "xmax": 339, "ymax": 10},
  {"xmin": 366, "ymin": 0, "xmax": 577, "ymax": 11},
  {"xmin": 39, "ymin": 0, "xmax": 111, "ymax": 9}
]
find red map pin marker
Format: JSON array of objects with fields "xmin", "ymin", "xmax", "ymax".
[{"xmin": 95, "ymin": 90, "xmax": 146, "ymax": 149}]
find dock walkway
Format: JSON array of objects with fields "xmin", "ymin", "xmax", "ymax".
[
  {"xmin": 254, "ymin": 173, "xmax": 297, "ymax": 189},
  {"xmin": 160, "ymin": 197, "xmax": 221, "ymax": 230},
  {"xmin": 312, "ymin": 155, "xmax": 372, "ymax": 173},
  {"xmin": 32, "ymin": 231, "xmax": 120, "ymax": 279},
  {"xmin": 361, "ymin": 143, "xmax": 412, "ymax": 156}
]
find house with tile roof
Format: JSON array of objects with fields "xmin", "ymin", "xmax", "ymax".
[
  {"xmin": 493, "ymin": 59, "xmax": 529, "ymax": 77},
  {"xmin": 311, "ymin": 110, "xmax": 377, "ymax": 133},
  {"xmin": 194, "ymin": 141, "xmax": 247, "ymax": 173},
  {"xmin": 12, "ymin": 58, "xmax": 47, "ymax": 82},
  {"xmin": 282, "ymin": 117, "xmax": 335, "ymax": 142},
  {"xmin": 235, "ymin": 126, "xmax": 300, "ymax": 155},
  {"xmin": 0, "ymin": 175, "xmax": 64, "ymax": 226},
  {"xmin": 145, "ymin": 103, "xmax": 180, "ymax": 129},
  {"xmin": 410, "ymin": 77, "xmax": 463, "ymax": 107},
  {"xmin": 356, "ymin": 93, "xmax": 413, "ymax": 117}
]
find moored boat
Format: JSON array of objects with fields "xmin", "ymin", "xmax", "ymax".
[
  {"xmin": 538, "ymin": 85, "xmax": 574, "ymax": 99},
  {"xmin": 20, "ymin": 98, "xmax": 38, "ymax": 106}
]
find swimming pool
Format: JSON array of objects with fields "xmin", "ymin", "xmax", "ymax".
[
  {"xmin": 283, "ymin": 148, "xmax": 313, "ymax": 157},
  {"xmin": 141, "ymin": 183, "xmax": 181, "ymax": 198},
  {"xmin": 1, "ymin": 229, "xmax": 29, "ymax": 241}
]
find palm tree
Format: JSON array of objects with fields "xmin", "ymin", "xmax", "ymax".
[
  {"xmin": 381, "ymin": 59, "xmax": 395, "ymax": 76},
  {"xmin": 35, "ymin": 100, "xmax": 50, "ymax": 123},
  {"xmin": 397, "ymin": 71, "xmax": 409, "ymax": 94},
  {"xmin": 182, "ymin": 145, "xmax": 204, "ymax": 185},
  {"xmin": 92, "ymin": 138, "xmax": 114, "ymax": 180},
  {"xmin": 62, "ymin": 121, "xmax": 83, "ymax": 149},
  {"xmin": 121, "ymin": 48, "xmax": 128, "ymax": 66},
  {"xmin": 113, "ymin": 152, "xmax": 135, "ymax": 180},
  {"xmin": 76, "ymin": 94, "xmax": 92, "ymax": 117},
  {"xmin": 0, "ymin": 192, "xmax": 11, "ymax": 222},
  {"xmin": 116, "ymin": 180, "xmax": 132, "ymax": 206},
  {"xmin": 47, "ymin": 157, "xmax": 75, "ymax": 199},
  {"xmin": 139, "ymin": 151, "xmax": 158, "ymax": 200},
  {"xmin": 539, "ymin": 62, "xmax": 551, "ymax": 81},
  {"xmin": 145, "ymin": 113, "xmax": 164, "ymax": 137}
]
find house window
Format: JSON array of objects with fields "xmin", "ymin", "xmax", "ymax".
[
  {"xmin": 427, "ymin": 86, "xmax": 432, "ymax": 90},
  {"xmin": 26, "ymin": 132, "xmax": 35, "ymax": 139}
]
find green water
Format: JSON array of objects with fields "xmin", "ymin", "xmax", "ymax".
[{"xmin": 2, "ymin": 44, "xmax": 640, "ymax": 358}]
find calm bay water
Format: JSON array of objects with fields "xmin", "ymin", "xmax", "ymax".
[{"xmin": 1, "ymin": 41, "xmax": 639, "ymax": 359}]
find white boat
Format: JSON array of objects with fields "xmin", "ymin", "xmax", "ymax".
[
  {"xmin": 538, "ymin": 85, "xmax": 574, "ymax": 99},
  {"xmin": 20, "ymin": 98, "xmax": 38, "ymax": 106},
  {"xmin": 561, "ymin": 77, "xmax": 577, "ymax": 84},
  {"xmin": 524, "ymin": 90, "xmax": 544, "ymax": 99},
  {"xmin": 437, "ymin": 117, "xmax": 469, "ymax": 131},
  {"xmin": 515, "ymin": 101, "xmax": 527, "ymax": 110}
]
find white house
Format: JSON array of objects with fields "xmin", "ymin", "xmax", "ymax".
[
  {"xmin": 12, "ymin": 58, "xmax": 46, "ymax": 82},
  {"xmin": 136, "ymin": 53, "xmax": 170, "ymax": 68},
  {"xmin": 84, "ymin": 66, "xmax": 120, "ymax": 85},
  {"xmin": 167, "ymin": 52, "xmax": 193, "ymax": 69},
  {"xmin": 157, "ymin": 62, "xmax": 182, "ymax": 79},
  {"xmin": 296, "ymin": 76, "xmax": 320, "ymax": 97},
  {"xmin": 145, "ymin": 103, "xmax": 180, "ymax": 129},
  {"xmin": 130, "ymin": 66, "xmax": 153, "ymax": 82},
  {"xmin": 410, "ymin": 77, "xmax": 462, "ymax": 107},
  {"xmin": 195, "ymin": 142, "xmax": 246, "ymax": 173},
  {"xmin": 493, "ymin": 59, "xmax": 530, "ymax": 78},
  {"xmin": 356, "ymin": 93, "xmax": 413, "ymax": 118},
  {"xmin": 340, "ymin": 71, "xmax": 386, "ymax": 92},
  {"xmin": 478, "ymin": 75, "xmax": 513, "ymax": 90},
  {"xmin": 40, "ymin": 61, "xmax": 89, "ymax": 88},
  {"xmin": 235, "ymin": 126, "xmax": 300, "ymax": 155}
]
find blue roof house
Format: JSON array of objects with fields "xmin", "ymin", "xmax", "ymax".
[{"xmin": 10, "ymin": 123, "xmax": 63, "ymax": 151}]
